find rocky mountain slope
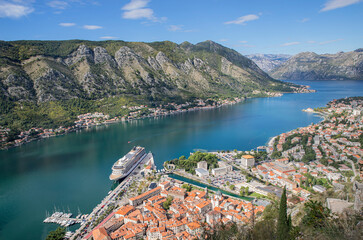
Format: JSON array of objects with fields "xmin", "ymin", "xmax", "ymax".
[
  {"xmin": 0, "ymin": 40, "xmax": 298, "ymax": 104},
  {"xmin": 270, "ymin": 49, "xmax": 363, "ymax": 80},
  {"xmin": 246, "ymin": 54, "xmax": 291, "ymax": 72}
]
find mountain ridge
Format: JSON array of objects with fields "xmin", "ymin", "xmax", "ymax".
[
  {"xmin": 0, "ymin": 40, "xmax": 298, "ymax": 104},
  {"xmin": 269, "ymin": 49, "xmax": 363, "ymax": 80}
]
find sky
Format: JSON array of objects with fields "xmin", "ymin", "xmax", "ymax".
[{"xmin": 0, "ymin": 0, "xmax": 362, "ymax": 55}]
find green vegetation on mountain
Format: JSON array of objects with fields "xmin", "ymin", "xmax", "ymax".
[{"xmin": 0, "ymin": 40, "xmax": 303, "ymax": 132}]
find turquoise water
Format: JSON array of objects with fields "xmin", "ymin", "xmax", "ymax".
[{"xmin": 0, "ymin": 80, "xmax": 362, "ymax": 240}]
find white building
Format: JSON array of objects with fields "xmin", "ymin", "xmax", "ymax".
[
  {"xmin": 195, "ymin": 168, "xmax": 209, "ymax": 178},
  {"xmin": 240, "ymin": 155, "xmax": 255, "ymax": 169},
  {"xmin": 313, "ymin": 185, "xmax": 326, "ymax": 193},
  {"xmin": 211, "ymin": 165, "xmax": 233, "ymax": 176},
  {"xmin": 197, "ymin": 161, "xmax": 208, "ymax": 170}
]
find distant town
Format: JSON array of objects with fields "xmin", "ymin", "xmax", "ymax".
[{"xmin": 1, "ymin": 97, "xmax": 248, "ymax": 149}]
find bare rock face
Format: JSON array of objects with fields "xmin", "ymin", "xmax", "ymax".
[
  {"xmin": 156, "ymin": 52, "xmax": 171, "ymax": 65},
  {"xmin": 33, "ymin": 69, "xmax": 80, "ymax": 102},
  {"xmin": 246, "ymin": 54, "xmax": 291, "ymax": 72},
  {"xmin": 147, "ymin": 56, "xmax": 162, "ymax": 70},
  {"xmin": 65, "ymin": 45, "xmax": 94, "ymax": 65},
  {"xmin": 93, "ymin": 47, "xmax": 116, "ymax": 67},
  {"xmin": 3, "ymin": 74, "xmax": 35, "ymax": 101},
  {"xmin": 115, "ymin": 46, "xmax": 147, "ymax": 68}
]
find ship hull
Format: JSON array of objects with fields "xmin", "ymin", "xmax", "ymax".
[{"xmin": 109, "ymin": 147, "xmax": 146, "ymax": 181}]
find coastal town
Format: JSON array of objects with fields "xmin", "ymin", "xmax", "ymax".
[
  {"xmin": 169, "ymin": 98, "xmax": 363, "ymax": 206},
  {"xmin": 44, "ymin": 97, "xmax": 362, "ymax": 240},
  {"xmin": 0, "ymin": 97, "xmax": 248, "ymax": 150}
]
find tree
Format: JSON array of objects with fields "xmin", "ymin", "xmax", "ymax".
[
  {"xmin": 245, "ymin": 187, "xmax": 249, "ymax": 196},
  {"xmin": 229, "ymin": 184, "xmax": 235, "ymax": 191},
  {"xmin": 277, "ymin": 187, "xmax": 289, "ymax": 240},
  {"xmin": 162, "ymin": 196, "xmax": 173, "ymax": 210},
  {"xmin": 302, "ymin": 200, "xmax": 331, "ymax": 228},
  {"xmin": 46, "ymin": 227, "xmax": 66, "ymax": 240},
  {"xmin": 181, "ymin": 183, "xmax": 192, "ymax": 192}
]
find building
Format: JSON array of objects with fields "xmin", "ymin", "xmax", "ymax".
[
  {"xmin": 211, "ymin": 163, "xmax": 233, "ymax": 176},
  {"xmin": 196, "ymin": 200, "xmax": 212, "ymax": 214},
  {"xmin": 313, "ymin": 185, "xmax": 327, "ymax": 193},
  {"xmin": 92, "ymin": 227, "xmax": 111, "ymax": 240},
  {"xmin": 197, "ymin": 161, "xmax": 208, "ymax": 170},
  {"xmin": 129, "ymin": 186, "xmax": 162, "ymax": 206},
  {"xmin": 212, "ymin": 167, "xmax": 228, "ymax": 176},
  {"xmin": 195, "ymin": 168, "xmax": 209, "ymax": 178},
  {"xmin": 240, "ymin": 155, "xmax": 255, "ymax": 169}
]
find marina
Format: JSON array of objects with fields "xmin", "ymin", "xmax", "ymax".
[{"xmin": 43, "ymin": 211, "xmax": 87, "ymax": 227}]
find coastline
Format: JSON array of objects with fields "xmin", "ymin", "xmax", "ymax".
[
  {"xmin": 0, "ymin": 85, "xmax": 315, "ymax": 151},
  {"xmin": 0, "ymin": 94, "xmax": 278, "ymax": 150}
]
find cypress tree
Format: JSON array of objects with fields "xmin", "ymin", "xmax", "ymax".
[{"xmin": 277, "ymin": 187, "xmax": 289, "ymax": 240}]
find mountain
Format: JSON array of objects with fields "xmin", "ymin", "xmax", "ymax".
[
  {"xmin": 0, "ymin": 40, "xmax": 298, "ymax": 104},
  {"xmin": 0, "ymin": 40, "xmax": 309, "ymax": 133},
  {"xmin": 246, "ymin": 54, "xmax": 291, "ymax": 72},
  {"xmin": 270, "ymin": 49, "xmax": 363, "ymax": 80}
]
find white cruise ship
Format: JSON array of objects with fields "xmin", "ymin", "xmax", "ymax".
[{"xmin": 109, "ymin": 146, "xmax": 146, "ymax": 181}]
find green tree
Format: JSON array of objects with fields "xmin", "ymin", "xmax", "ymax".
[
  {"xmin": 277, "ymin": 187, "xmax": 289, "ymax": 240},
  {"xmin": 302, "ymin": 200, "xmax": 331, "ymax": 228},
  {"xmin": 46, "ymin": 227, "xmax": 65, "ymax": 240},
  {"xmin": 162, "ymin": 196, "xmax": 173, "ymax": 210},
  {"xmin": 181, "ymin": 183, "xmax": 192, "ymax": 192}
]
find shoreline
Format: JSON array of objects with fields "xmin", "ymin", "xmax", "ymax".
[{"xmin": 0, "ymin": 87, "xmax": 314, "ymax": 151}]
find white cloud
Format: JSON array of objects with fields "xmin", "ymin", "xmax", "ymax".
[
  {"xmin": 225, "ymin": 14, "xmax": 259, "ymax": 25},
  {"xmin": 320, "ymin": 0, "xmax": 362, "ymax": 12},
  {"xmin": 123, "ymin": 8, "xmax": 153, "ymax": 19},
  {"xmin": 219, "ymin": 39, "xmax": 228, "ymax": 42},
  {"xmin": 239, "ymin": 40, "xmax": 248, "ymax": 43},
  {"xmin": 0, "ymin": 2, "xmax": 34, "ymax": 18},
  {"xmin": 47, "ymin": 1, "xmax": 69, "ymax": 10},
  {"xmin": 122, "ymin": 0, "xmax": 149, "ymax": 11},
  {"xmin": 59, "ymin": 22, "xmax": 75, "ymax": 27},
  {"xmin": 307, "ymin": 40, "xmax": 316, "ymax": 44},
  {"xmin": 300, "ymin": 18, "xmax": 310, "ymax": 23},
  {"xmin": 319, "ymin": 38, "xmax": 343, "ymax": 45},
  {"xmin": 122, "ymin": 0, "xmax": 163, "ymax": 21},
  {"xmin": 281, "ymin": 42, "xmax": 300, "ymax": 46},
  {"xmin": 168, "ymin": 25, "xmax": 182, "ymax": 32},
  {"xmin": 100, "ymin": 36, "xmax": 118, "ymax": 39},
  {"xmin": 83, "ymin": 25, "xmax": 102, "ymax": 30}
]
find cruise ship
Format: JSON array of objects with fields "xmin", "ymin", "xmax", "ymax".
[{"xmin": 109, "ymin": 146, "xmax": 146, "ymax": 181}]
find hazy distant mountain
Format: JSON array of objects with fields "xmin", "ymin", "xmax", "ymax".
[
  {"xmin": 270, "ymin": 49, "xmax": 363, "ymax": 80},
  {"xmin": 246, "ymin": 54, "xmax": 291, "ymax": 72},
  {"xmin": 0, "ymin": 40, "xmax": 298, "ymax": 103}
]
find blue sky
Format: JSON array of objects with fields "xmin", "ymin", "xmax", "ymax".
[{"xmin": 0, "ymin": 0, "xmax": 362, "ymax": 55}]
